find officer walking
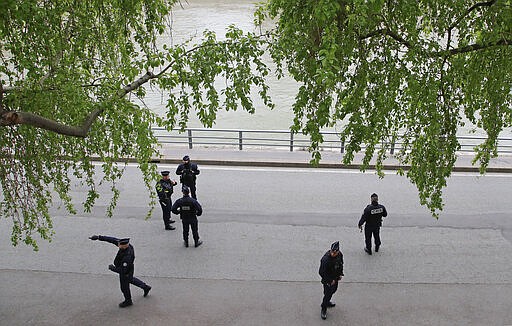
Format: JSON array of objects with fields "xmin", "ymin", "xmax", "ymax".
[
  {"xmin": 358, "ymin": 193, "xmax": 388, "ymax": 255},
  {"xmin": 176, "ymin": 155, "xmax": 200, "ymax": 199},
  {"xmin": 319, "ymin": 241, "xmax": 344, "ymax": 320},
  {"xmin": 89, "ymin": 235, "xmax": 151, "ymax": 307},
  {"xmin": 156, "ymin": 170, "xmax": 178, "ymax": 230},
  {"xmin": 171, "ymin": 185, "xmax": 203, "ymax": 248}
]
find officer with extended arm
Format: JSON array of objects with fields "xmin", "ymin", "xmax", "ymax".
[{"xmin": 89, "ymin": 235, "xmax": 151, "ymax": 307}]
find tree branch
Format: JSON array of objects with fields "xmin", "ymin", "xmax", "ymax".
[
  {"xmin": 0, "ymin": 71, "xmax": 157, "ymax": 137},
  {"xmin": 433, "ymin": 39, "xmax": 511, "ymax": 56},
  {"xmin": 0, "ymin": 82, "xmax": 4, "ymax": 113},
  {"xmin": 0, "ymin": 33, "xmax": 270, "ymax": 137},
  {"xmin": 0, "ymin": 109, "xmax": 102, "ymax": 137},
  {"xmin": 448, "ymin": 0, "xmax": 497, "ymax": 31},
  {"xmin": 360, "ymin": 28, "xmax": 412, "ymax": 48}
]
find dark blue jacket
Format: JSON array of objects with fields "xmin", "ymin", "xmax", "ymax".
[
  {"xmin": 156, "ymin": 178, "xmax": 176, "ymax": 202},
  {"xmin": 176, "ymin": 162, "xmax": 200, "ymax": 185},
  {"xmin": 98, "ymin": 235, "xmax": 135, "ymax": 276},
  {"xmin": 319, "ymin": 250, "xmax": 344, "ymax": 284},
  {"xmin": 171, "ymin": 195, "xmax": 203, "ymax": 219},
  {"xmin": 358, "ymin": 202, "xmax": 387, "ymax": 228}
]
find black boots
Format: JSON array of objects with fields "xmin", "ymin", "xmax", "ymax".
[
  {"xmin": 119, "ymin": 300, "xmax": 133, "ymax": 308},
  {"xmin": 143, "ymin": 286, "xmax": 151, "ymax": 297},
  {"xmin": 321, "ymin": 307, "xmax": 327, "ymax": 320}
]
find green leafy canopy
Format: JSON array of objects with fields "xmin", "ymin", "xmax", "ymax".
[
  {"xmin": 257, "ymin": 0, "xmax": 511, "ymax": 215},
  {"xmin": 1, "ymin": 0, "xmax": 511, "ymax": 248}
]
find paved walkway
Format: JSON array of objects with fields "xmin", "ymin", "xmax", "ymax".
[
  {"xmin": 1, "ymin": 215, "xmax": 511, "ymax": 326},
  {"xmin": 152, "ymin": 145, "xmax": 512, "ymax": 172},
  {"xmin": 1, "ymin": 145, "xmax": 511, "ymax": 325}
]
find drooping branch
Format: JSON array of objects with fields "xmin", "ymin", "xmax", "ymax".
[
  {"xmin": 0, "ymin": 109, "xmax": 102, "ymax": 137},
  {"xmin": 0, "ymin": 71, "xmax": 157, "ymax": 137},
  {"xmin": 0, "ymin": 34, "xmax": 269, "ymax": 137},
  {"xmin": 119, "ymin": 71, "xmax": 156, "ymax": 96},
  {"xmin": 360, "ymin": 27, "xmax": 510, "ymax": 57},
  {"xmin": 0, "ymin": 82, "xmax": 4, "ymax": 113},
  {"xmin": 433, "ymin": 39, "xmax": 511, "ymax": 56},
  {"xmin": 360, "ymin": 28, "xmax": 412, "ymax": 48},
  {"xmin": 448, "ymin": 0, "xmax": 497, "ymax": 31}
]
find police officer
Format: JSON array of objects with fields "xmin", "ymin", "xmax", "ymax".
[
  {"xmin": 358, "ymin": 193, "xmax": 388, "ymax": 255},
  {"xmin": 171, "ymin": 185, "xmax": 203, "ymax": 248},
  {"xmin": 156, "ymin": 170, "xmax": 178, "ymax": 230},
  {"xmin": 89, "ymin": 235, "xmax": 151, "ymax": 307},
  {"xmin": 319, "ymin": 241, "xmax": 344, "ymax": 320},
  {"xmin": 175, "ymin": 155, "xmax": 200, "ymax": 199}
]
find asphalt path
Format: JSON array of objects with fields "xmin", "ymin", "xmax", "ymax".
[
  {"xmin": 53, "ymin": 164, "xmax": 512, "ymax": 239},
  {"xmin": 1, "ymin": 164, "xmax": 511, "ymax": 325}
]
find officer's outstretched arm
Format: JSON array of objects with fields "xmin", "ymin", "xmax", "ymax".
[{"xmin": 97, "ymin": 235, "xmax": 120, "ymax": 245}]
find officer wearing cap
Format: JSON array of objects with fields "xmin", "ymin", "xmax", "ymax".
[
  {"xmin": 171, "ymin": 185, "xmax": 203, "ymax": 248},
  {"xmin": 358, "ymin": 193, "xmax": 388, "ymax": 255},
  {"xmin": 89, "ymin": 235, "xmax": 151, "ymax": 307},
  {"xmin": 319, "ymin": 241, "xmax": 344, "ymax": 320},
  {"xmin": 156, "ymin": 170, "xmax": 178, "ymax": 230},
  {"xmin": 175, "ymin": 155, "xmax": 200, "ymax": 199}
]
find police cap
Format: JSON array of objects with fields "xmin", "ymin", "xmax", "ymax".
[
  {"xmin": 183, "ymin": 155, "xmax": 190, "ymax": 161},
  {"xmin": 118, "ymin": 238, "xmax": 130, "ymax": 245},
  {"xmin": 182, "ymin": 185, "xmax": 190, "ymax": 194},
  {"xmin": 161, "ymin": 171, "xmax": 170, "ymax": 176},
  {"xmin": 331, "ymin": 241, "xmax": 340, "ymax": 251}
]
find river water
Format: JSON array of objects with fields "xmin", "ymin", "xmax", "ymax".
[{"xmin": 138, "ymin": 0, "xmax": 510, "ymax": 138}]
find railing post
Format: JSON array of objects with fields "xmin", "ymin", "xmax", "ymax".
[
  {"xmin": 239, "ymin": 131, "xmax": 243, "ymax": 150},
  {"xmin": 340, "ymin": 139, "xmax": 345, "ymax": 154},
  {"xmin": 188, "ymin": 129, "xmax": 193, "ymax": 149},
  {"xmin": 390, "ymin": 141, "xmax": 395, "ymax": 155},
  {"xmin": 290, "ymin": 132, "xmax": 294, "ymax": 152}
]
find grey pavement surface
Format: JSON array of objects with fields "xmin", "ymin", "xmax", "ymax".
[
  {"xmin": 1, "ymin": 146, "xmax": 512, "ymax": 326},
  {"xmin": 152, "ymin": 145, "xmax": 512, "ymax": 173}
]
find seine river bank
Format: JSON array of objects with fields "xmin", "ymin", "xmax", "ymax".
[{"xmin": 137, "ymin": 0, "xmax": 510, "ymax": 138}]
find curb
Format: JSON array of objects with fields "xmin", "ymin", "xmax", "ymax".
[{"xmin": 91, "ymin": 157, "xmax": 512, "ymax": 173}]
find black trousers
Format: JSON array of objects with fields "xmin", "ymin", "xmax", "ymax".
[
  {"xmin": 160, "ymin": 199, "xmax": 172, "ymax": 227},
  {"xmin": 182, "ymin": 218, "xmax": 199, "ymax": 244},
  {"xmin": 183, "ymin": 182, "xmax": 197, "ymax": 199},
  {"xmin": 321, "ymin": 281, "xmax": 339, "ymax": 308},
  {"xmin": 117, "ymin": 273, "xmax": 149, "ymax": 302},
  {"xmin": 364, "ymin": 224, "xmax": 381, "ymax": 250}
]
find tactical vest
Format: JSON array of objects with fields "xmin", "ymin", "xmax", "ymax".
[
  {"xmin": 181, "ymin": 168, "xmax": 194, "ymax": 184},
  {"xmin": 180, "ymin": 202, "xmax": 196, "ymax": 218}
]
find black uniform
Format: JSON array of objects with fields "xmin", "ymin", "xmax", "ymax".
[
  {"xmin": 156, "ymin": 178, "xmax": 176, "ymax": 229},
  {"xmin": 95, "ymin": 236, "xmax": 150, "ymax": 305},
  {"xmin": 171, "ymin": 193, "xmax": 203, "ymax": 246},
  {"xmin": 358, "ymin": 202, "xmax": 387, "ymax": 253},
  {"xmin": 176, "ymin": 162, "xmax": 200, "ymax": 199},
  {"xmin": 319, "ymin": 250, "xmax": 344, "ymax": 310}
]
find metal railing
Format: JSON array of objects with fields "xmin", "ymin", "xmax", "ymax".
[{"xmin": 152, "ymin": 127, "xmax": 512, "ymax": 154}]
